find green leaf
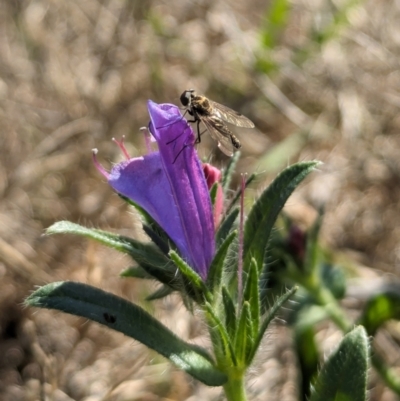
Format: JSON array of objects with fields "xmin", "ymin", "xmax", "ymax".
[
  {"xmin": 304, "ymin": 212, "xmax": 323, "ymax": 275},
  {"xmin": 169, "ymin": 250, "xmax": 208, "ymax": 303},
  {"xmin": 244, "ymin": 161, "xmax": 320, "ymax": 274},
  {"xmin": 204, "ymin": 302, "xmax": 237, "ymax": 367},
  {"xmin": 321, "ymin": 263, "xmax": 346, "ymax": 300},
  {"xmin": 222, "ymin": 151, "xmax": 241, "ymax": 193},
  {"xmin": 216, "ymin": 207, "xmax": 239, "ymax": 247},
  {"xmin": 119, "ymin": 195, "xmax": 173, "ymax": 255},
  {"xmin": 359, "ymin": 288, "xmax": 400, "ymax": 335},
  {"xmin": 294, "ymin": 326, "xmax": 319, "ymax": 399},
  {"xmin": 310, "ymin": 326, "xmax": 369, "ymax": 401},
  {"xmin": 25, "ymin": 281, "xmax": 226, "ymax": 387},
  {"xmin": 169, "ymin": 251, "xmax": 204, "ymax": 289},
  {"xmin": 222, "ymin": 286, "xmax": 237, "ymax": 338},
  {"xmin": 120, "ymin": 266, "xmax": 152, "ymax": 279},
  {"xmin": 47, "ymin": 221, "xmax": 178, "ymax": 289},
  {"xmin": 243, "ymin": 258, "xmax": 260, "ymax": 338},
  {"xmin": 142, "ymin": 223, "xmax": 170, "ymax": 255},
  {"xmin": 250, "ymin": 286, "xmax": 297, "ymax": 363},
  {"xmin": 210, "ymin": 182, "xmax": 219, "ymax": 207},
  {"xmin": 146, "ymin": 285, "xmax": 174, "ymax": 301},
  {"xmin": 234, "ymin": 302, "xmax": 253, "ymax": 366},
  {"xmin": 207, "ymin": 230, "xmax": 237, "ymax": 291}
]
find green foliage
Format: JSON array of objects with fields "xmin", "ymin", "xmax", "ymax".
[
  {"xmin": 295, "ymin": 325, "xmax": 319, "ymax": 400},
  {"xmin": 207, "ymin": 230, "xmax": 238, "ymax": 292},
  {"xmin": 243, "ymin": 258, "xmax": 260, "ymax": 339},
  {"xmin": 234, "ymin": 302, "xmax": 253, "ymax": 366},
  {"xmin": 120, "ymin": 266, "xmax": 152, "ymax": 279},
  {"xmin": 222, "ymin": 286, "xmax": 237, "ymax": 338},
  {"xmin": 205, "ymin": 302, "xmax": 237, "ymax": 367},
  {"xmin": 210, "ymin": 182, "xmax": 219, "ymax": 208},
  {"xmin": 120, "ymin": 194, "xmax": 174, "ymax": 255},
  {"xmin": 249, "ymin": 286, "xmax": 298, "ymax": 365},
  {"xmin": 47, "ymin": 221, "xmax": 179, "ymax": 288},
  {"xmin": 244, "ymin": 161, "xmax": 320, "ymax": 275},
  {"xmin": 216, "ymin": 208, "xmax": 239, "ymax": 246},
  {"xmin": 359, "ymin": 288, "xmax": 400, "ymax": 335},
  {"xmin": 146, "ymin": 285, "xmax": 174, "ymax": 301},
  {"xmin": 310, "ymin": 326, "xmax": 369, "ymax": 401},
  {"xmin": 33, "ymin": 158, "xmax": 341, "ymax": 399},
  {"xmin": 222, "ymin": 151, "xmax": 241, "ymax": 193},
  {"xmin": 169, "ymin": 250, "xmax": 208, "ymax": 303},
  {"xmin": 320, "ymin": 263, "xmax": 346, "ymax": 300},
  {"xmin": 25, "ymin": 281, "xmax": 227, "ymax": 387},
  {"xmin": 304, "ymin": 211, "xmax": 323, "ymax": 276}
]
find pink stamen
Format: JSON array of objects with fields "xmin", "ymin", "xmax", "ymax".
[
  {"xmin": 140, "ymin": 126, "xmax": 153, "ymax": 154},
  {"xmin": 238, "ymin": 173, "xmax": 246, "ymax": 306},
  {"xmin": 112, "ymin": 136, "xmax": 130, "ymax": 160},
  {"xmin": 92, "ymin": 149, "xmax": 109, "ymax": 179}
]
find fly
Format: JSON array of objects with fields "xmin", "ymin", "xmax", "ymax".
[{"xmin": 180, "ymin": 89, "xmax": 255, "ymax": 156}]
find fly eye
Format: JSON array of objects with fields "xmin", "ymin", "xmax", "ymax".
[{"xmin": 180, "ymin": 91, "xmax": 190, "ymax": 106}]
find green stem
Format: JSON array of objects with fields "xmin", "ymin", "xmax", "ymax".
[
  {"xmin": 223, "ymin": 371, "xmax": 247, "ymax": 401},
  {"xmin": 311, "ymin": 284, "xmax": 351, "ymax": 332},
  {"xmin": 371, "ymin": 350, "xmax": 400, "ymax": 394},
  {"xmin": 294, "ymin": 270, "xmax": 352, "ymax": 332}
]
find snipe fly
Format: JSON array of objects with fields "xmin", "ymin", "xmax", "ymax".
[{"xmin": 180, "ymin": 89, "xmax": 255, "ymax": 156}]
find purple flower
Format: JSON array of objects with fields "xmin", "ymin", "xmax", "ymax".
[{"xmin": 94, "ymin": 101, "xmax": 215, "ymax": 279}]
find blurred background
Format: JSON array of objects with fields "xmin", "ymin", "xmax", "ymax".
[{"xmin": 1, "ymin": 0, "xmax": 400, "ymax": 400}]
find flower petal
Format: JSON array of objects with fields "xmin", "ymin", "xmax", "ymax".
[
  {"xmin": 147, "ymin": 100, "xmax": 215, "ymax": 279},
  {"xmin": 108, "ymin": 153, "xmax": 189, "ymax": 257}
]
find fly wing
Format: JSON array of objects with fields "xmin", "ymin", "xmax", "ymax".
[
  {"xmin": 210, "ymin": 100, "xmax": 255, "ymax": 128},
  {"xmin": 200, "ymin": 116, "xmax": 237, "ymax": 156}
]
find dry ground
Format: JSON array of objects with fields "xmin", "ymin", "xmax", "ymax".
[{"xmin": 1, "ymin": 0, "xmax": 400, "ymax": 400}]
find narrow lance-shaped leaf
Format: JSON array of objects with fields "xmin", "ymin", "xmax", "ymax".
[
  {"xmin": 222, "ymin": 286, "xmax": 237, "ymax": 338},
  {"xmin": 249, "ymin": 286, "xmax": 297, "ymax": 364},
  {"xmin": 222, "ymin": 151, "xmax": 241, "ymax": 193},
  {"xmin": 146, "ymin": 285, "xmax": 174, "ymax": 301},
  {"xmin": 210, "ymin": 182, "xmax": 219, "ymax": 207},
  {"xmin": 119, "ymin": 195, "xmax": 172, "ymax": 255},
  {"xmin": 216, "ymin": 207, "xmax": 239, "ymax": 247},
  {"xmin": 207, "ymin": 230, "xmax": 237, "ymax": 292},
  {"xmin": 204, "ymin": 302, "xmax": 237, "ymax": 367},
  {"xmin": 48, "ymin": 221, "xmax": 178, "ymax": 287},
  {"xmin": 244, "ymin": 161, "xmax": 320, "ymax": 274},
  {"xmin": 142, "ymin": 223, "xmax": 171, "ymax": 256},
  {"xmin": 25, "ymin": 282, "xmax": 227, "ymax": 387},
  {"xmin": 243, "ymin": 258, "xmax": 260, "ymax": 338},
  {"xmin": 294, "ymin": 325, "xmax": 319, "ymax": 399},
  {"xmin": 310, "ymin": 326, "xmax": 369, "ymax": 401},
  {"xmin": 120, "ymin": 266, "xmax": 151, "ymax": 279},
  {"xmin": 234, "ymin": 302, "xmax": 253, "ymax": 367},
  {"xmin": 169, "ymin": 250, "xmax": 209, "ymax": 303},
  {"xmin": 304, "ymin": 210, "xmax": 323, "ymax": 276}
]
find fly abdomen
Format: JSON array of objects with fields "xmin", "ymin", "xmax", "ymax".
[{"xmin": 230, "ymin": 134, "xmax": 241, "ymax": 149}]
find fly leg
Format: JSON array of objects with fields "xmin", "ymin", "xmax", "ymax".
[{"xmin": 185, "ymin": 118, "xmax": 206, "ymax": 145}]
